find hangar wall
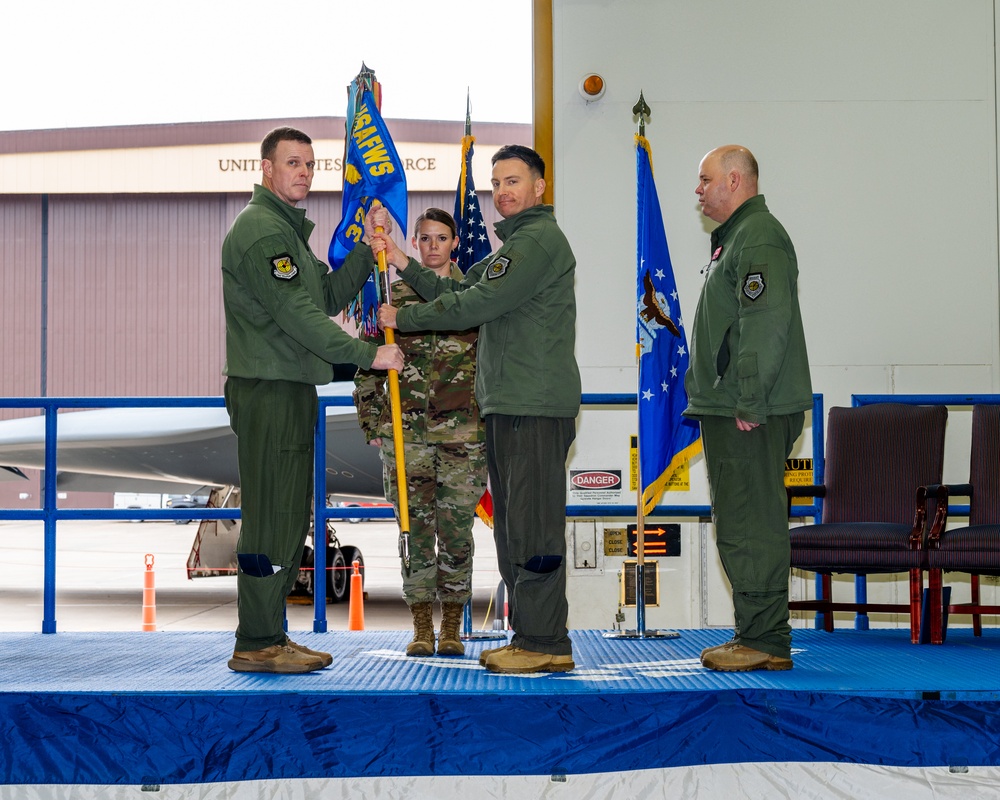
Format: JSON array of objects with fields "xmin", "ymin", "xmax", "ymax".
[
  {"xmin": 554, "ymin": 0, "xmax": 999, "ymax": 404},
  {"xmin": 0, "ymin": 118, "xmax": 530, "ymax": 509}
]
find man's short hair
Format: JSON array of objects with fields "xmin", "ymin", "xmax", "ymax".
[
  {"xmin": 491, "ymin": 144, "xmax": 545, "ymax": 179},
  {"xmin": 721, "ymin": 147, "xmax": 759, "ymax": 182},
  {"xmin": 261, "ymin": 127, "xmax": 312, "ymax": 162}
]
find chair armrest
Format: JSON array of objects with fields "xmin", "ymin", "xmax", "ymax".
[
  {"xmin": 786, "ymin": 485, "xmax": 826, "ymax": 500},
  {"xmin": 786, "ymin": 484, "xmax": 825, "ymax": 518},
  {"xmin": 920, "ymin": 483, "xmax": 973, "ymax": 546},
  {"xmin": 921, "ymin": 483, "xmax": 973, "ymax": 499}
]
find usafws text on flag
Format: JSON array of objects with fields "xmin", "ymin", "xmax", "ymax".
[{"xmin": 329, "ymin": 89, "xmax": 408, "ymax": 269}]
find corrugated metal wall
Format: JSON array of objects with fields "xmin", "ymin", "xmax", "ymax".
[
  {"xmin": 0, "ymin": 115, "xmax": 527, "ymax": 510},
  {"xmin": 46, "ymin": 194, "xmax": 230, "ymax": 397},
  {"xmin": 1, "ymin": 195, "xmax": 43, "ymax": 404},
  {"xmin": 0, "ymin": 186, "xmax": 502, "ymax": 507},
  {"xmin": 5, "ymin": 188, "xmax": 501, "ymax": 401}
]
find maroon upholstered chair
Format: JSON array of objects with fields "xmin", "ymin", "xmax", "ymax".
[
  {"xmin": 924, "ymin": 404, "xmax": 1000, "ymax": 644},
  {"xmin": 788, "ymin": 403, "xmax": 948, "ymax": 643}
]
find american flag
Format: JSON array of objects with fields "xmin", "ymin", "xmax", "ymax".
[
  {"xmin": 452, "ymin": 129, "xmax": 492, "ymax": 272},
  {"xmin": 455, "ymin": 103, "xmax": 495, "ymax": 524}
]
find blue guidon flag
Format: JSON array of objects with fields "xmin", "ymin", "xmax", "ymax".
[
  {"xmin": 635, "ymin": 134, "xmax": 702, "ymax": 514},
  {"xmin": 329, "ymin": 79, "xmax": 408, "ymax": 336}
]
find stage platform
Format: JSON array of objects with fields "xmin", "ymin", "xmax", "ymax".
[{"xmin": 2, "ymin": 627, "xmax": 1000, "ymax": 798}]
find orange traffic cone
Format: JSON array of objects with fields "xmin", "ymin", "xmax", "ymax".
[
  {"xmin": 348, "ymin": 559, "xmax": 365, "ymax": 631},
  {"xmin": 142, "ymin": 554, "xmax": 157, "ymax": 631}
]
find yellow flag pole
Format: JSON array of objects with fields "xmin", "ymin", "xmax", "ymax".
[{"xmin": 371, "ymin": 200, "xmax": 411, "ymax": 574}]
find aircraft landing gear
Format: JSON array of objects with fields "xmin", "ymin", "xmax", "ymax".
[
  {"xmin": 291, "ymin": 529, "xmax": 364, "ymax": 604},
  {"xmin": 326, "ymin": 545, "xmax": 348, "ymax": 603}
]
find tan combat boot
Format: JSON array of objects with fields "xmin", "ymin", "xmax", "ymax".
[
  {"xmin": 485, "ymin": 647, "xmax": 575, "ymax": 674},
  {"xmin": 478, "ymin": 642, "xmax": 513, "ymax": 667},
  {"xmin": 406, "ymin": 602, "xmax": 435, "ymax": 657},
  {"xmin": 437, "ymin": 602, "xmax": 466, "ymax": 656},
  {"xmin": 228, "ymin": 644, "xmax": 324, "ymax": 674},
  {"xmin": 701, "ymin": 643, "xmax": 793, "ymax": 672},
  {"xmin": 285, "ymin": 637, "xmax": 333, "ymax": 668}
]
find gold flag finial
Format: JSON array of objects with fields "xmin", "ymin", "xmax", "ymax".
[{"xmin": 632, "ymin": 91, "xmax": 651, "ymax": 137}]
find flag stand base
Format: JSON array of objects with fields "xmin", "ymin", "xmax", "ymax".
[
  {"xmin": 461, "ymin": 631, "xmax": 508, "ymax": 641},
  {"xmin": 461, "ymin": 601, "xmax": 507, "ymax": 642},
  {"xmin": 602, "ymin": 628, "xmax": 680, "ymax": 640}
]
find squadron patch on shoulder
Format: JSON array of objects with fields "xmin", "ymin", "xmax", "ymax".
[
  {"xmin": 271, "ymin": 254, "xmax": 298, "ymax": 281},
  {"xmin": 487, "ymin": 256, "xmax": 511, "ymax": 280},
  {"xmin": 742, "ymin": 272, "xmax": 765, "ymax": 301}
]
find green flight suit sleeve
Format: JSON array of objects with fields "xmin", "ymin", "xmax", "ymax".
[
  {"xmin": 393, "ymin": 240, "xmax": 557, "ymax": 333},
  {"xmin": 321, "ymin": 242, "xmax": 378, "ymax": 315},
  {"xmin": 732, "ymin": 242, "xmax": 795, "ymax": 425},
  {"xmin": 240, "ymin": 237, "xmax": 378, "ymax": 370}
]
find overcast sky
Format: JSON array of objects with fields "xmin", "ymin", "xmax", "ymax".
[{"xmin": 5, "ymin": 0, "xmax": 532, "ymax": 132}]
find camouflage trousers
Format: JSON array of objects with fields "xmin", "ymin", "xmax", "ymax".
[{"xmin": 380, "ymin": 439, "xmax": 487, "ymax": 605}]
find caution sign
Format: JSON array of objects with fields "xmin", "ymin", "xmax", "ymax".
[{"xmin": 784, "ymin": 458, "xmax": 814, "ymax": 506}]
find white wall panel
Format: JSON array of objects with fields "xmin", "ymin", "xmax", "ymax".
[{"xmin": 554, "ymin": 0, "xmax": 1000, "ymax": 630}]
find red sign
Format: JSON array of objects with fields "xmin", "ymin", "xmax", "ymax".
[{"xmin": 570, "ymin": 470, "xmax": 622, "ymax": 490}]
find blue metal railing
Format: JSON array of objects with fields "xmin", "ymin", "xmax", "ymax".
[
  {"xmin": 0, "ymin": 397, "xmax": 238, "ymax": 632},
  {"xmin": 306, "ymin": 391, "xmax": 823, "ymax": 632},
  {"xmin": 2, "ymin": 392, "xmax": 826, "ymax": 634}
]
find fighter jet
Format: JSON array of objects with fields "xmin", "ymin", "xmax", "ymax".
[{"xmin": 0, "ymin": 382, "xmax": 381, "ymax": 497}]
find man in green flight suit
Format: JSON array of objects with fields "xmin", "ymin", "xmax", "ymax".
[
  {"xmin": 222, "ymin": 126, "xmax": 403, "ymax": 674},
  {"xmin": 685, "ymin": 144, "xmax": 812, "ymax": 672},
  {"xmin": 373, "ymin": 145, "xmax": 581, "ymax": 675}
]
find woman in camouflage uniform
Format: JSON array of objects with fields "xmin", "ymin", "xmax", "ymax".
[{"xmin": 354, "ymin": 208, "xmax": 487, "ymax": 656}]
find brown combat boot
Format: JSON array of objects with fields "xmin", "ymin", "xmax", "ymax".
[
  {"xmin": 699, "ymin": 639, "xmax": 737, "ymax": 665},
  {"xmin": 228, "ymin": 644, "xmax": 324, "ymax": 674},
  {"xmin": 485, "ymin": 647, "xmax": 575, "ymax": 675},
  {"xmin": 437, "ymin": 602, "xmax": 466, "ymax": 656},
  {"xmin": 701, "ymin": 643, "xmax": 793, "ymax": 672},
  {"xmin": 406, "ymin": 602, "xmax": 435, "ymax": 657},
  {"xmin": 478, "ymin": 642, "xmax": 513, "ymax": 667},
  {"xmin": 285, "ymin": 637, "xmax": 333, "ymax": 668}
]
